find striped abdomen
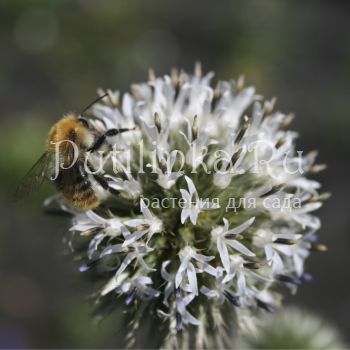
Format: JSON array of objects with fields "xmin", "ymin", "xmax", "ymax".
[{"xmin": 54, "ymin": 161, "xmax": 100, "ymax": 210}]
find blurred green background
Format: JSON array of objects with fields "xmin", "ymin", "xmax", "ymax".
[{"xmin": 0, "ymin": 0, "xmax": 349, "ymax": 348}]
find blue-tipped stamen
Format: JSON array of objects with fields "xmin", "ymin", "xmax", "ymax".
[
  {"xmin": 256, "ymin": 299, "xmax": 274, "ymax": 313},
  {"xmin": 277, "ymin": 274, "xmax": 301, "ymax": 286},
  {"xmin": 125, "ymin": 287, "xmax": 138, "ymax": 305},
  {"xmin": 79, "ymin": 259, "xmax": 100, "ymax": 272},
  {"xmin": 224, "ymin": 290, "xmax": 240, "ymax": 307}
]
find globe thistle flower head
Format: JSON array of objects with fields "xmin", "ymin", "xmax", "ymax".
[
  {"xmin": 235, "ymin": 307, "xmax": 346, "ymax": 349},
  {"xmin": 51, "ymin": 64, "xmax": 328, "ymax": 348}
]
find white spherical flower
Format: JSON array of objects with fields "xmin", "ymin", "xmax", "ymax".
[{"xmin": 49, "ymin": 64, "xmax": 328, "ymax": 349}]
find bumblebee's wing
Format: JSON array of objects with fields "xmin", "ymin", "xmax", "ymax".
[{"xmin": 14, "ymin": 152, "xmax": 54, "ymax": 201}]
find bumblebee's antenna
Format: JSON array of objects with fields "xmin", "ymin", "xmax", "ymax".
[{"xmin": 79, "ymin": 92, "xmax": 109, "ymax": 117}]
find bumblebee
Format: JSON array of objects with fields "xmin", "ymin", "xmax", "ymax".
[{"xmin": 15, "ymin": 94, "xmax": 134, "ymax": 210}]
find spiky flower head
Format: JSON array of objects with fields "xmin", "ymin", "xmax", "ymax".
[
  {"xmin": 235, "ymin": 307, "xmax": 346, "ymax": 349},
  {"xmin": 49, "ymin": 64, "xmax": 327, "ymax": 349}
]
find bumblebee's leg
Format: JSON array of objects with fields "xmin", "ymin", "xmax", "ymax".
[
  {"xmin": 94, "ymin": 173, "xmax": 120, "ymax": 196},
  {"xmin": 87, "ymin": 161, "xmax": 120, "ymax": 196},
  {"xmin": 77, "ymin": 161, "xmax": 90, "ymax": 185},
  {"xmin": 88, "ymin": 127, "xmax": 135, "ymax": 152},
  {"xmin": 77, "ymin": 117, "xmax": 90, "ymax": 129}
]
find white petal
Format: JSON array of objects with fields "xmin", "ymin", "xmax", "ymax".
[
  {"xmin": 184, "ymin": 311, "xmax": 200, "ymax": 326},
  {"xmin": 237, "ymin": 272, "xmax": 246, "ymax": 296},
  {"xmin": 202, "ymin": 263, "xmax": 217, "ymax": 276},
  {"xmin": 187, "ymin": 262, "xmax": 198, "ymax": 295},
  {"xmin": 100, "ymin": 273, "xmax": 128, "ymax": 296},
  {"xmin": 295, "ymin": 202, "xmax": 322, "ymax": 214},
  {"xmin": 138, "ymin": 256, "xmax": 156, "ymax": 271},
  {"xmin": 222, "ymin": 272, "xmax": 235, "ymax": 284},
  {"xmin": 143, "ymin": 286, "xmax": 160, "ymax": 298},
  {"xmin": 190, "ymin": 209, "xmax": 199, "ymax": 225},
  {"xmin": 293, "ymin": 254, "xmax": 304, "ymax": 277},
  {"xmin": 223, "ymin": 218, "xmax": 229, "ymax": 231},
  {"xmin": 136, "ymin": 275, "xmax": 152, "ymax": 285},
  {"xmin": 274, "ymin": 244, "xmax": 293, "ymax": 256},
  {"xmin": 193, "ymin": 253, "xmax": 215, "ymax": 263},
  {"xmin": 294, "ymin": 214, "xmax": 321, "ymax": 230},
  {"xmin": 124, "ymin": 219, "xmax": 145, "ymax": 227},
  {"xmin": 226, "ymin": 240, "xmax": 255, "ymax": 257},
  {"xmin": 182, "ymin": 293, "xmax": 195, "ymax": 306},
  {"xmin": 115, "ymin": 253, "xmax": 135, "ymax": 276},
  {"xmin": 163, "ymin": 283, "xmax": 173, "ymax": 306},
  {"xmin": 120, "ymin": 225, "xmax": 131, "ymax": 237},
  {"xmin": 200, "ymin": 286, "xmax": 217, "ymax": 298},
  {"xmin": 217, "ymin": 239, "xmax": 230, "ymax": 272},
  {"xmin": 88, "ymin": 233, "xmax": 105, "ymax": 259},
  {"xmin": 161, "ymin": 261, "xmax": 172, "ymax": 281},
  {"xmin": 122, "ymin": 93, "xmax": 133, "ymax": 117},
  {"xmin": 180, "ymin": 189, "xmax": 191, "ymax": 202},
  {"xmin": 185, "ymin": 175, "xmax": 197, "ymax": 196},
  {"xmin": 181, "ymin": 208, "xmax": 190, "ymax": 224},
  {"xmin": 175, "ymin": 255, "xmax": 190, "ymax": 288},
  {"xmin": 141, "ymin": 201, "xmax": 154, "ymax": 220},
  {"xmin": 122, "ymin": 231, "xmax": 145, "ymax": 246},
  {"xmin": 265, "ymin": 244, "xmax": 273, "ymax": 261},
  {"xmin": 272, "ymin": 252, "xmax": 284, "ymax": 273},
  {"xmin": 100, "ymin": 244, "xmax": 124, "ymax": 257},
  {"xmin": 70, "ymin": 223, "xmax": 98, "ymax": 232},
  {"xmin": 86, "ymin": 210, "xmax": 106, "ymax": 224},
  {"xmin": 227, "ymin": 217, "xmax": 255, "ymax": 236}
]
